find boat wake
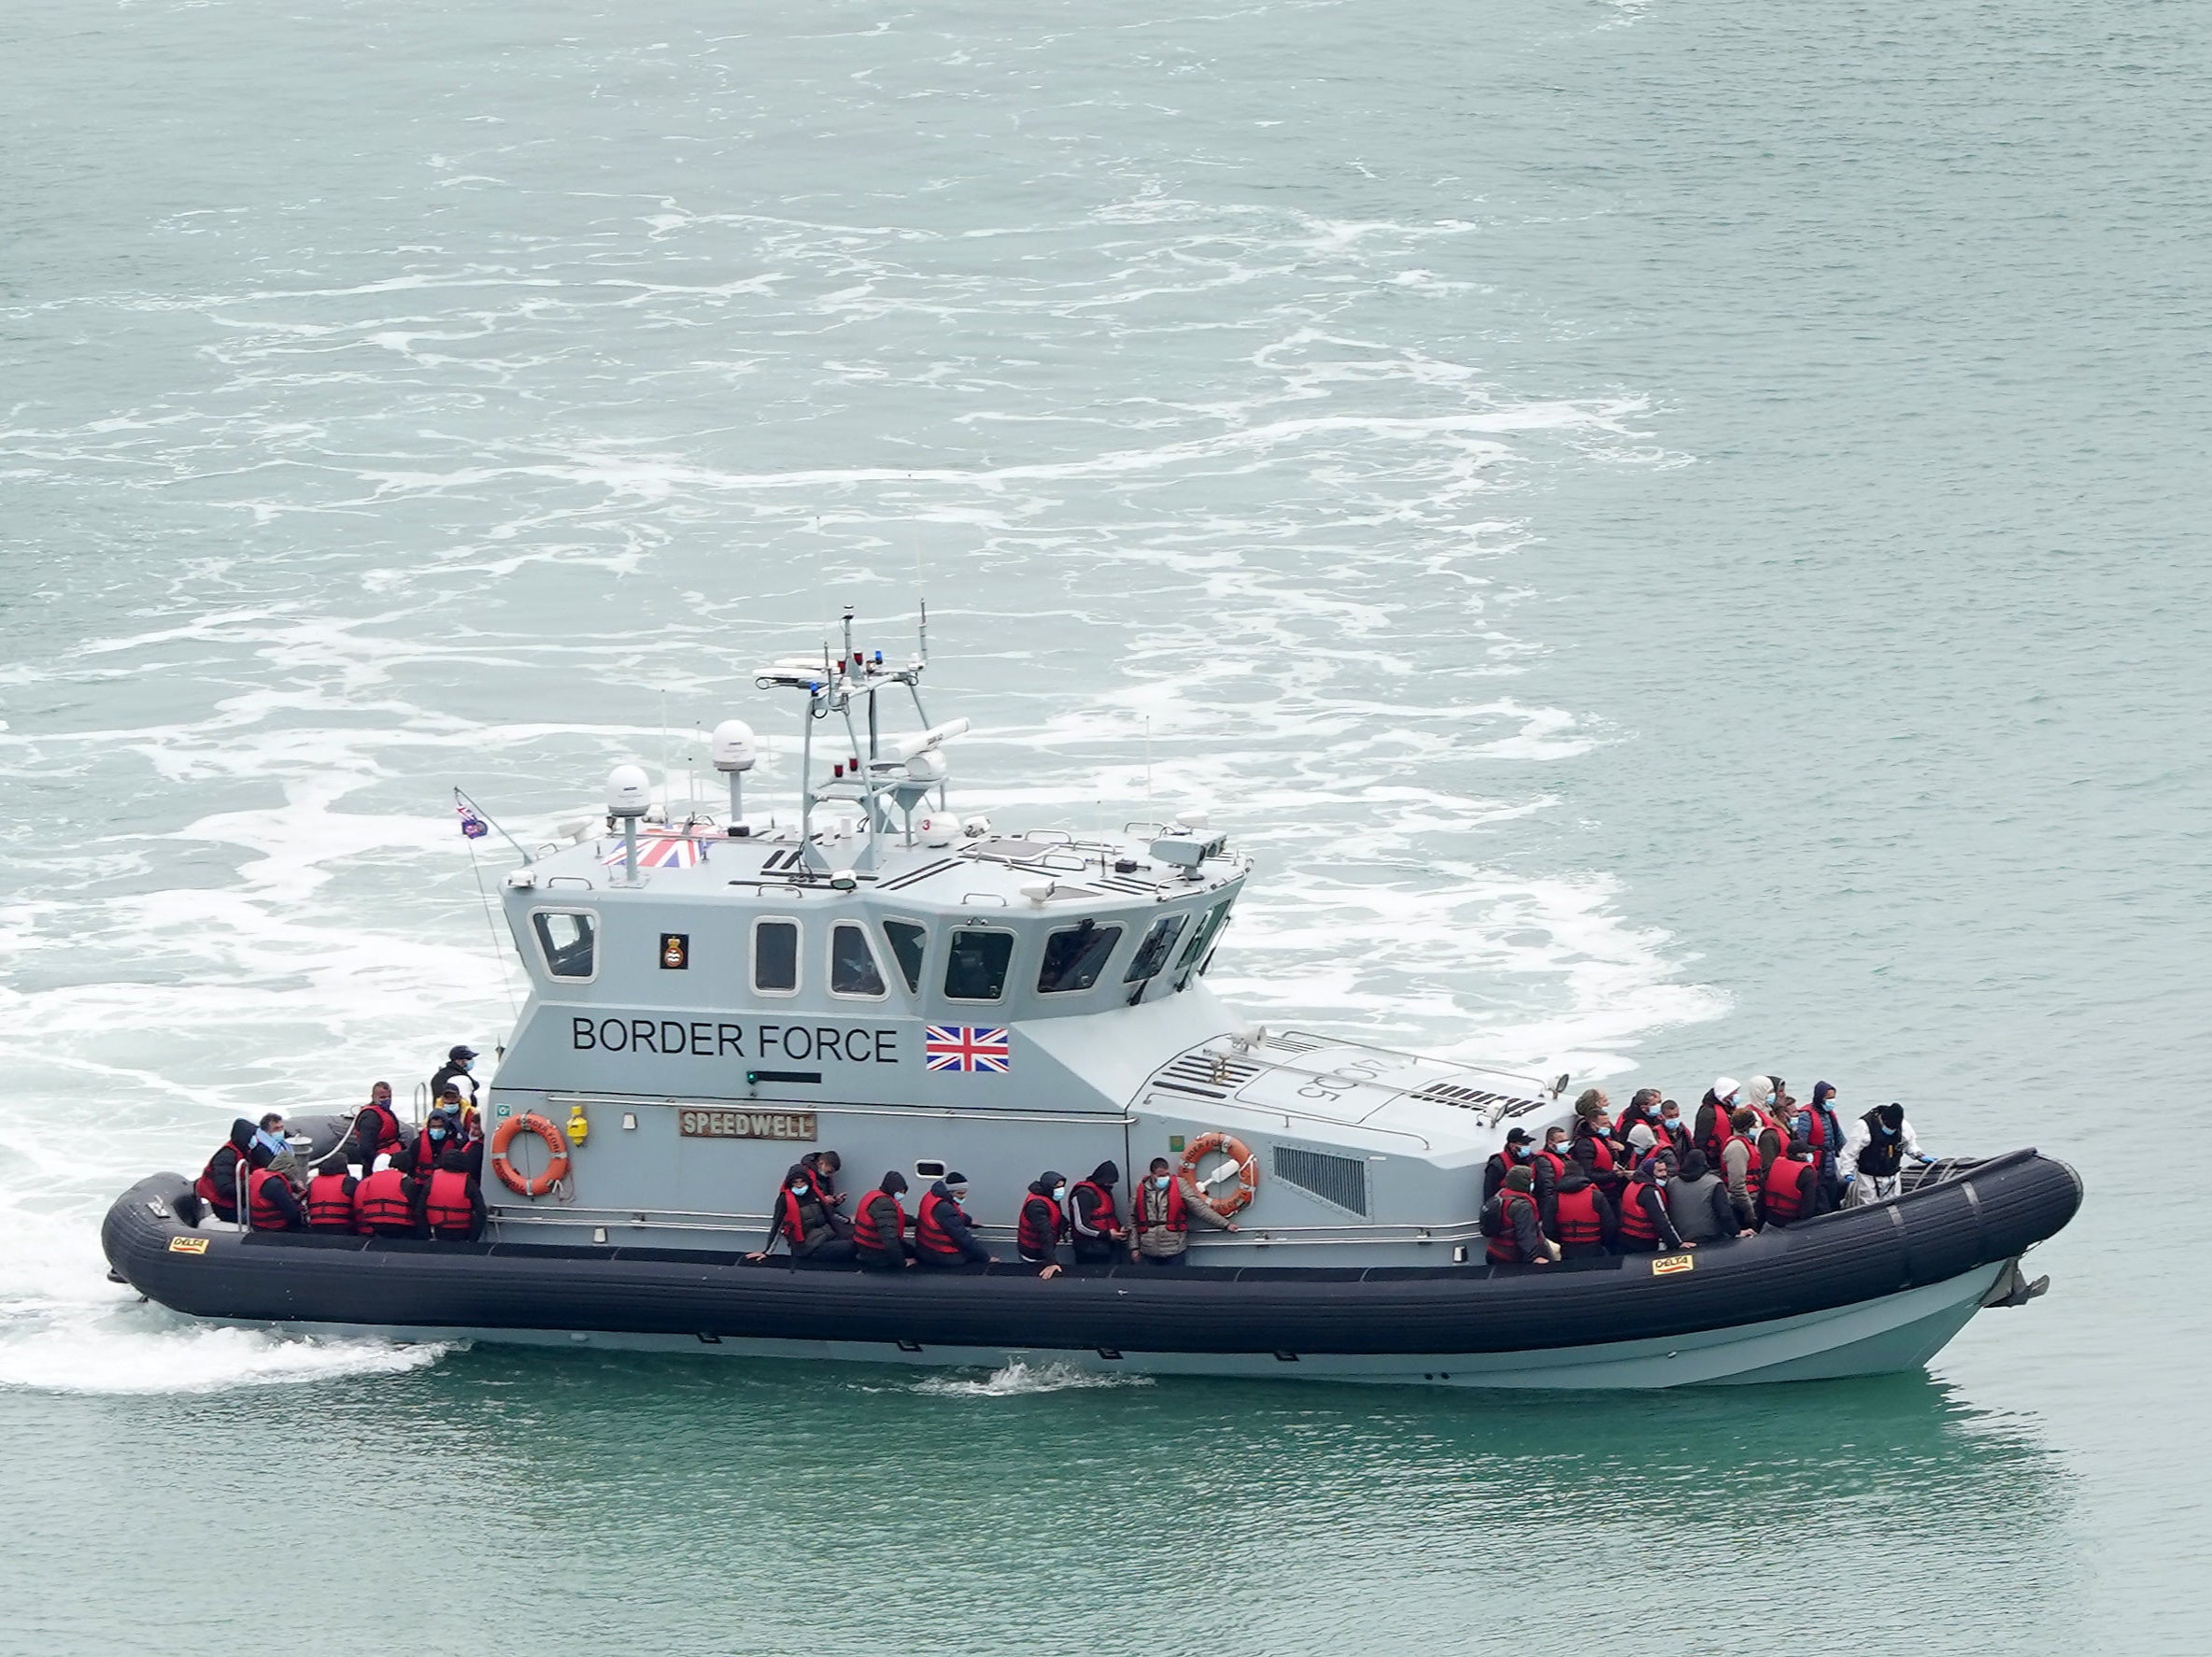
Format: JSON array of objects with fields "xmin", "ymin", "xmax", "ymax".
[
  {"xmin": 910, "ymin": 1359, "xmax": 1154, "ymax": 1399},
  {"xmin": 0, "ymin": 1301, "xmax": 450, "ymax": 1395}
]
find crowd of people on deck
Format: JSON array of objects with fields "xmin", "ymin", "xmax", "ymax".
[
  {"xmin": 191, "ymin": 1046, "xmax": 491, "ymax": 1242},
  {"xmin": 190, "ymin": 1050, "xmax": 1930, "ymax": 1270},
  {"xmin": 1476, "ymin": 1075, "xmax": 1932, "ymax": 1265}
]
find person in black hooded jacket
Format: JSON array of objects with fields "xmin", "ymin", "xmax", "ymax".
[
  {"xmin": 1067, "ymin": 1161, "xmax": 1126, "ymax": 1264},
  {"xmin": 1016, "ymin": 1171, "xmax": 1069, "ymax": 1279},
  {"xmin": 193, "ymin": 1119, "xmax": 257, "ymax": 1222}
]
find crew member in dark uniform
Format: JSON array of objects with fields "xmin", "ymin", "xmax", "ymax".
[{"xmin": 429, "ymin": 1045, "xmax": 480, "ymax": 1116}]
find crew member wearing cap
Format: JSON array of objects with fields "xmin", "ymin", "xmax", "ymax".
[
  {"xmin": 1482, "ymin": 1128, "xmax": 1535, "ymax": 1205},
  {"xmin": 429, "ymin": 1045, "xmax": 481, "ymax": 1117},
  {"xmin": 915, "ymin": 1173, "xmax": 993, "ymax": 1268}
]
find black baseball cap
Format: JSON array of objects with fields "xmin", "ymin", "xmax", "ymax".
[{"xmin": 1504, "ymin": 1128, "xmax": 1533, "ymax": 1145}]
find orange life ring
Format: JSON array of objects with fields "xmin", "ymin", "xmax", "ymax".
[
  {"xmin": 1179, "ymin": 1131, "xmax": 1258, "ymax": 1217},
  {"xmin": 490, "ymin": 1112, "xmax": 571, "ymax": 1197}
]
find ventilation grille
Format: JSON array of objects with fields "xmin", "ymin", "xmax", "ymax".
[
  {"xmin": 1273, "ymin": 1144, "xmax": 1369, "ymax": 1216},
  {"xmin": 1262, "ymin": 1032, "xmax": 1326, "ymax": 1055},
  {"xmin": 1152, "ymin": 1051, "xmax": 1264, "ymax": 1100},
  {"xmin": 1412, "ymin": 1082, "xmax": 1523, "ymax": 1112}
]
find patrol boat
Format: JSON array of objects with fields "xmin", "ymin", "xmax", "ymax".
[{"xmin": 103, "ymin": 614, "xmax": 2082, "ymax": 1389}]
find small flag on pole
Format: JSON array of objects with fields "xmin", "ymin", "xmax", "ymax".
[{"xmin": 457, "ymin": 803, "xmax": 489, "ymax": 841}]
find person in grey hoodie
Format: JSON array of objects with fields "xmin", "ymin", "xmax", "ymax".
[{"xmin": 1666, "ymin": 1150, "xmax": 1751, "ymax": 1243}]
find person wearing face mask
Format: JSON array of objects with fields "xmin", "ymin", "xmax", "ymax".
[
  {"xmin": 1529, "ymin": 1126, "xmax": 1571, "ymax": 1214},
  {"xmin": 1129, "ymin": 1155, "xmax": 1237, "ymax": 1267},
  {"xmin": 853, "ymin": 1171, "xmax": 914, "ymax": 1269},
  {"xmin": 193, "ymin": 1119, "xmax": 258, "ymax": 1224},
  {"xmin": 1801, "ymin": 1083, "xmax": 1846, "ymax": 1209},
  {"xmin": 1655, "ymin": 1099, "xmax": 1692, "ymax": 1161},
  {"xmin": 1570, "ymin": 1092, "xmax": 1628, "ymax": 1199},
  {"xmin": 409, "ymin": 1110, "xmax": 461, "ymax": 1178},
  {"xmin": 1067, "ymin": 1162, "xmax": 1127, "ymax": 1264},
  {"xmin": 343, "ymin": 1082, "xmax": 406, "ymax": 1171},
  {"xmin": 1482, "ymin": 1128, "xmax": 1534, "ymax": 1206},
  {"xmin": 1615, "ymin": 1154, "xmax": 1692, "ymax": 1255},
  {"xmin": 1760, "ymin": 1135, "xmax": 1820, "ymax": 1228},
  {"xmin": 1839, "ymin": 1102, "xmax": 1931, "ymax": 1207},
  {"xmin": 246, "ymin": 1143, "xmax": 305, "ymax": 1231},
  {"xmin": 1547, "ymin": 1161, "xmax": 1615, "ymax": 1259},
  {"xmin": 1695, "ymin": 1077, "xmax": 1741, "ymax": 1166},
  {"xmin": 1016, "ymin": 1170, "xmax": 1070, "ymax": 1279},
  {"xmin": 429, "ymin": 1045, "xmax": 481, "ymax": 1115},
  {"xmin": 749, "ymin": 1163, "xmax": 858, "ymax": 1263},
  {"xmin": 799, "ymin": 1151, "xmax": 849, "ymax": 1228},
  {"xmin": 915, "ymin": 1174, "xmax": 993, "ymax": 1268},
  {"xmin": 254, "ymin": 1113, "xmax": 303, "ymax": 1190}
]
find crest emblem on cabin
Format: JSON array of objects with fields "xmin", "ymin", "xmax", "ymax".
[
  {"xmin": 660, "ymin": 933, "xmax": 688, "ymax": 970},
  {"xmin": 924, "ymin": 1026, "xmax": 1011, "ymax": 1074}
]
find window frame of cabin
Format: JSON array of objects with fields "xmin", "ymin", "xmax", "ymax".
[
  {"xmin": 1122, "ymin": 911, "xmax": 1187, "ymax": 984},
  {"xmin": 529, "ymin": 908, "xmax": 600, "ymax": 983},
  {"xmin": 1176, "ymin": 899, "xmax": 1231, "ymax": 971},
  {"xmin": 941, "ymin": 925, "xmax": 1017, "ymax": 1004},
  {"xmin": 881, "ymin": 917, "xmax": 929, "ymax": 995},
  {"xmin": 1036, "ymin": 919, "xmax": 1125, "ymax": 995},
  {"xmin": 750, "ymin": 914, "xmax": 803, "ymax": 998},
  {"xmin": 827, "ymin": 919, "xmax": 890, "ymax": 1001}
]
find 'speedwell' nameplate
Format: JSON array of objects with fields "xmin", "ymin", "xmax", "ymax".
[{"xmin": 679, "ymin": 1109, "xmax": 817, "ymax": 1142}]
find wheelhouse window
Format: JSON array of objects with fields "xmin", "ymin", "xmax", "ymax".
[
  {"xmin": 882, "ymin": 919, "xmax": 927, "ymax": 993},
  {"xmin": 752, "ymin": 918, "xmax": 800, "ymax": 995},
  {"xmin": 1176, "ymin": 900, "xmax": 1231, "ymax": 971},
  {"xmin": 1038, "ymin": 920, "xmax": 1122, "ymax": 994},
  {"xmin": 532, "ymin": 911, "xmax": 597, "ymax": 980},
  {"xmin": 830, "ymin": 921, "xmax": 887, "ymax": 998},
  {"xmin": 943, "ymin": 928, "xmax": 1014, "ymax": 1001},
  {"xmin": 1122, "ymin": 913, "xmax": 1185, "ymax": 984}
]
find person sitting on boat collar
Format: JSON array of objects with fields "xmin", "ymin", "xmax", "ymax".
[
  {"xmin": 800, "ymin": 1151, "xmax": 849, "ymax": 1219},
  {"xmin": 1016, "ymin": 1171, "xmax": 1070, "ymax": 1280},
  {"xmin": 1719, "ymin": 1108, "xmax": 1762, "ymax": 1231},
  {"xmin": 193, "ymin": 1119, "xmax": 258, "ymax": 1224},
  {"xmin": 1530, "ymin": 1126, "xmax": 1570, "ymax": 1211},
  {"xmin": 1666, "ymin": 1150, "xmax": 1751, "ymax": 1243},
  {"xmin": 1067, "ymin": 1162, "xmax": 1126, "ymax": 1264},
  {"xmin": 915, "ymin": 1174, "xmax": 993, "ymax": 1268},
  {"xmin": 1760, "ymin": 1135, "xmax": 1820, "ymax": 1229},
  {"xmin": 1548, "ymin": 1161, "xmax": 1615, "ymax": 1260},
  {"xmin": 1482, "ymin": 1128, "xmax": 1534, "ymax": 1206},
  {"xmin": 853, "ymin": 1171, "xmax": 914, "ymax": 1269},
  {"xmin": 1130, "ymin": 1156, "xmax": 1237, "ymax": 1268},
  {"xmin": 750, "ymin": 1163, "xmax": 858, "ymax": 1265},
  {"xmin": 353, "ymin": 1153, "xmax": 426, "ymax": 1239},
  {"xmin": 342, "ymin": 1082, "xmax": 405, "ymax": 1172},
  {"xmin": 424, "ymin": 1147, "xmax": 487, "ymax": 1242},
  {"xmin": 1569, "ymin": 1092, "xmax": 1628, "ymax": 1197},
  {"xmin": 1482, "ymin": 1167, "xmax": 1553, "ymax": 1266},
  {"xmin": 246, "ymin": 1142, "xmax": 305, "ymax": 1232},
  {"xmin": 1615, "ymin": 1154, "xmax": 1692, "ymax": 1254},
  {"xmin": 255, "ymin": 1113, "xmax": 304, "ymax": 1190}
]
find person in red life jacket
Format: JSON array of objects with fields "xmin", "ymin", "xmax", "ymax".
[
  {"xmin": 246, "ymin": 1144, "xmax": 305, "ymax": 1232},
  {"xmin": 303, "ymin": 1162, "xmax": 359, "ymax": 1232},
  {"xmin": 1482, "ymin": 1128, "xmax": 1535, "ymax": 1205},
  {"xmin": 1655, "ymin": 1098, "xmax": 1692, "ymax": 1160},
  {"xmin": 748, "ymin": 1163, "xmax": 858, "ymax": 1264},
  {"xmin": 1129, "ymin": 1156, "xmax": 1237, "ymax": 1267},
  {"xmin": 406, "ymin": 1110, "xmax": 463, "ymax": 1178},
  {"xmin": 193, "ymin": 1119, "xmax": 258, "ymax": 1224},
  {"xmin": 800, "ymin": 1151, "xmax": 849, "ymax": 1218},
  {"xmin": 1529, "ymin": 1126, "xmax": 1570, "ymax": 1212},
  {"xmin": 1548, "ymin": 1161, "xmax": 1615, "ymax": 1260},
  {"xmin": 423, "ymin": 1147, "xmax": 487, "ymax": 1241},
  {"xmin": 1611, "ymin": 1087, "xmax": 1664, "ymax": 1143},
  {"xmin": 1570, "ymin": 1092, "xmax": 1627, "ymax": 1197},
  {"xmin": 353, "ymin": 1154, "xmax": 425, "ymax": 1239},
  {"xmin": 915, "ymin": 1173, "xmax": 994, "ymax": 1268},
  {"xmin": 1067, "ymin": 1161, "xmax": 1126, "ymax": 1264},
  {"xmin": 852, "ymin": 1171, "xmax": 913, "ymax": 1269},
  {"xmin": 1802, "ymin": 1082, "xmax": 1846, "ymax": 1210},
  {"xmin": 1016, "ymin": 1170, "xmax": 1070, "ymax": 1279},
  {"xmin": 1761, "ymin": 1139, "xmax": 1819, "ymax": 1228},
  {"xmin": 1718, "ymin": 1107, "xmax": 1763, "ymax": 1231},
  {"xmin": 1481, "ymin": 1167, "xmax": 1553, "ymax": 1266},
  {"xmin": 1694, "ymin": 1076, "xmax": 1741, "ymax": 1164},
  {"xmin": 1615, "ymin": 1157, "xmax": 1692, "ymax": 1254},
  {"xmin": 340, "ymin": 1082, "xmax": 406, "ymax": 1171}
]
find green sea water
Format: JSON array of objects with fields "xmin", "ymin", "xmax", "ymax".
[{"xmin": 2, "ymin": 1, "xmax": 2202, "ymax": 1651}]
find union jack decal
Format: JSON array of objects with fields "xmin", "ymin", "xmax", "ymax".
[
  {"xmin": 925, "ymin": 1026, "xmax": 1011, "ymax": 1074},
  {"xmin": 602, "ymin": 835, "xmax": 704, "ymax": 870}
]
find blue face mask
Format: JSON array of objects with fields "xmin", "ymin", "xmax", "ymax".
[
  {"xmin": 429, "ymin": 1126, "xmax": 447, "ymax": 1142},
  {"xmin": 1153, "ymin": 1175, "xmax": 1171, "ymax": 1190}
]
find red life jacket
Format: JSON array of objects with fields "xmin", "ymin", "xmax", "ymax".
[
  {"xmin": 1762, "ymin": 1152, "xmax": 1814, "ymax": 1224},
  {"xmin": 1068, "ymin": 1179, "xmax": 1117, "ymax": 1239},
  {"xmin": 248, "ymin": 1168, "xmax": 294, "ymax": 1231},
  {"xmin": 915, "ymin": 1190, "xmax": 964, "ymax": 1256},
  {"xmin": 1618, "ymin": 1178, "xmax": 1660, "ymax": 1244},
  {"xmin": 1533, "ymin": 1148, "xmax": 1569, "ymax": 1185},
  {"xmin": 1485, "ymin": 1190, "xmax": 1539, "ymax": 1264},
  {"xmin": 1574, "ymin": 1126, "xmax": 1617, "ymax": 1174},
  {"xmin": 305, "ymin": 1172, "xmax": 356, "ymax": 1230},
  {"xmin": 195, "ymin": 1144, "xmax": 244, "ymax": 1211},
  {"xmin": 425, "ymin": 1168, "xmax": 475, "ymax": 1234},
  {"xmin": 1137, "ymin": 1178, "xmax": 1187, "ymax": 1233},
  {"xmin": 355, "ymin": 1102, "xmax": 404, "ymax": 1156},
  {"xmin": 1017, "ymin": 1193, "xmax": 1065, "ymax": 1257},
  {"xmin": 852, "ymin": 1190, "xmax": 904, "ymax": 1253},
  {"xmin": 1553, "ymin": 1183, "xmax": 1604, "ymax": 1248},
  {"xmin": 773, "ymin": 1187, "xmax": 810, "ymax": 1249},
  {"xmin": 353, "ymin": 1168, "xmax": 416, "ymax": 1233}
]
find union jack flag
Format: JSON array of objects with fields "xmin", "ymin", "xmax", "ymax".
[
  {"xmin": 456, "ymin": 804, "xmax": 489, "ymax": 841},
  {"xmin": 602, "ymin": 835, "xmax": 704, "ymax": 870},
  {"xmin": 925, "ymin": 1026, "xmax": 1011, "ymax": 1074}
]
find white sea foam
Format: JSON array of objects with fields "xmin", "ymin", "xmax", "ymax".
[{"xmin": 910, "ymin": 1359, "xmax": 1153, "ymax": 1398}]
